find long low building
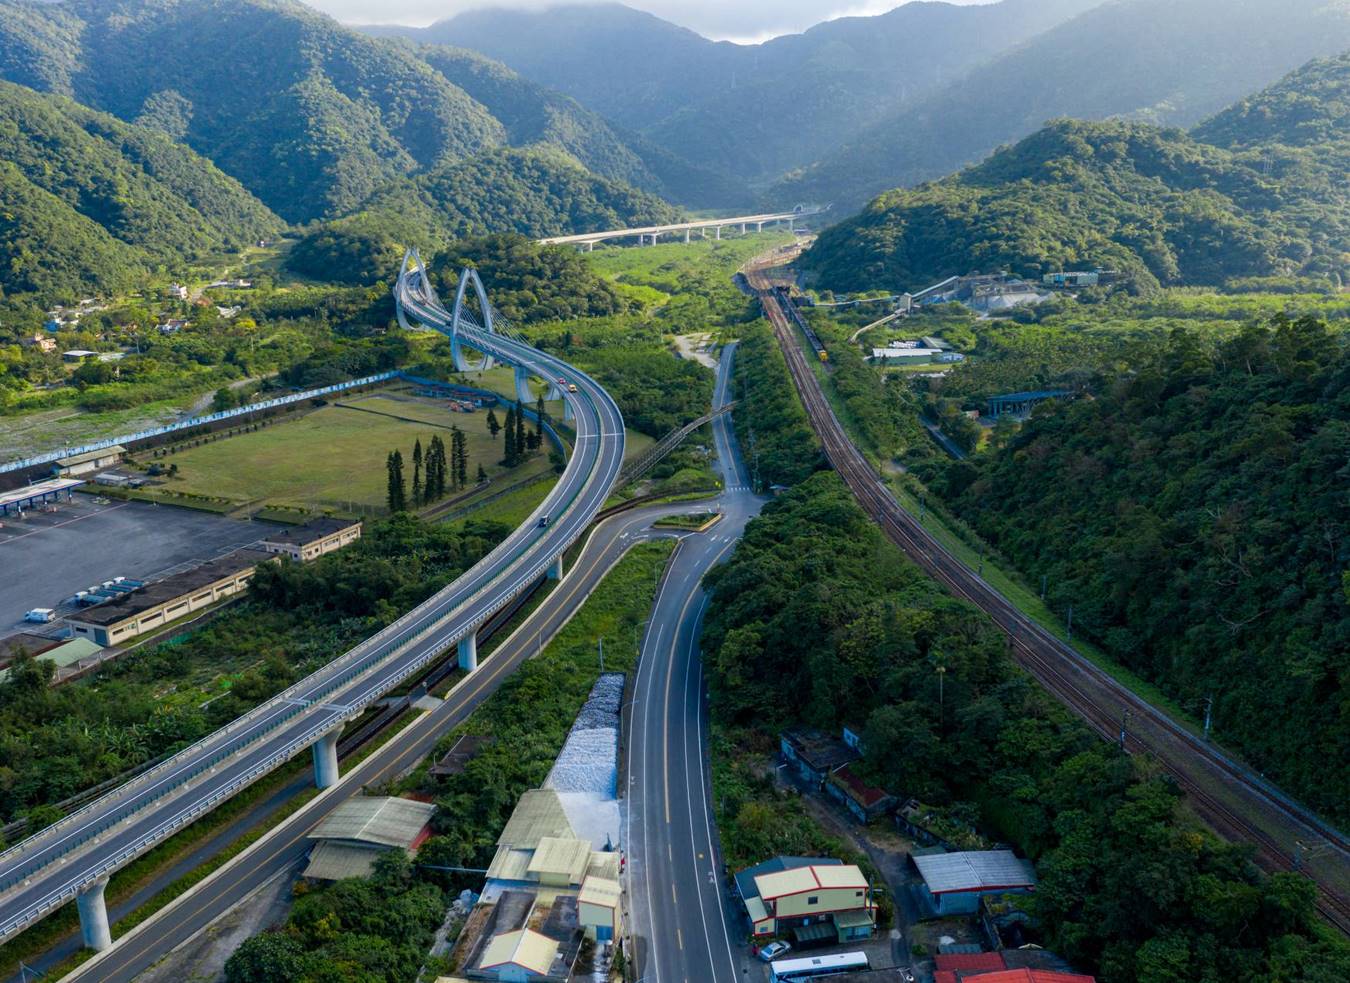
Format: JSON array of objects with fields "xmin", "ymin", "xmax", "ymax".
[
  {"xmin": 53, "ymin": 446, "xmax": 125, "ymax": 477},
  {"xmin": 65, "ymin": 548, "xmax": 272, "ymax": 646},
  {"xmin": 259, "ymin": 517, "xmax": 362, "ymax": 562}
]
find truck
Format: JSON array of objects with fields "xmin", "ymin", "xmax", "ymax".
[{"xmin": 24, "ymin": 609, "xmax": 56, "ymax": 624}]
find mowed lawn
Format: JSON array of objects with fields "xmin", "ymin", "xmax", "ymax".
[{"xmin": 160, "ymin": 392, "xmax": 547, "ymax": 512}]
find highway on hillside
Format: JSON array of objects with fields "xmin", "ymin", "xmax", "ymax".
[
  {"xmin": 746, "ymin": 260, "xmax": 1350, "ymax": 935},
  {"xmin": 626, "ymin": 342, "xmax": 765, "ymax": 982},
  {"xmin": 58, "ymin": 496, "xmax": 715, "ymax": 983},
  {"xmin": 0, "ymin": 263, "xmax": 626, "ymax": 951}
]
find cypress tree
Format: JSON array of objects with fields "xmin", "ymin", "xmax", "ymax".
[
  {"xmin": 514, "ymin": 400, "xmax": 528, "ymax": 458},
  {"xmin": 476, "ymin": 463, "xmax": 488, "ymax": 485},
  {"xmin": 486, "ymin": 408, "xmax": 501, "ymax": 441},
  {"xmin": 411, "ymin": 438, "xmax": 423, "ymax": 506},
  {"xmin": 503, "ymin": 407, "xmax": 517, "ymax": 466},
  {"xmin": 386, "ymin": 450, "xmax": 406, "ymax": 513},
  {"xmin": 453, "ymin": 427, "xmax": 468, "ymax": 489}
]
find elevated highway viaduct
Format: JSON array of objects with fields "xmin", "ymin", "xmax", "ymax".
[{"xmin": 0, "ymin": 254, "xmax": 626, "ymax": 955}]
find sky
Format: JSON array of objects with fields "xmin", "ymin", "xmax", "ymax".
[{"xmin": 303, "ymin": 0, "xmax": 993, "ymax": 44}]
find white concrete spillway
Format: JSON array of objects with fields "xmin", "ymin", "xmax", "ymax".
[
  {"xmin": 0, "ymin": 254, "xmax": 625, "ymax": 952},
  {"xmin": 536, "ymin": 208, "xmax": 823, "ymax": 248}
]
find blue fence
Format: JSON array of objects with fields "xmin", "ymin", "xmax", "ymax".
[{"xmin": 0, "ymin": 372, "xmax": 400, "ymax": 476}]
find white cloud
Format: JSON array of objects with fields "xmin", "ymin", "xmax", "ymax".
[{"xmin": 303, "ymin": 0, "xmax": 992, "ymax": 42}]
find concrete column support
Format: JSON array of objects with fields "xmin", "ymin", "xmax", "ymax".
[
  {"xmin": 515, "ymin": 364, "xmax": 535, "ymax": 403},
  {"xmin": 312, "ymin": 728, "xmax": 341, "ymax": 789},
  {"xmin": 684, "ymin": 229, "xmax": 691, "ymax": 243},
  {"xmin": 77, "ymin": 878, "xmax": 112, "ymax": 952},
  {"xmin": 739, "ymin": 222, "xmax": 746, "ymax": 233},
  {"xmin": 715, "ymin": 226, "xmax": 721, "ymax": 240},
  {"xmin": 548, "ymin": 555, "xmax": 564, "ymax": 581},
  {"xmin": 756, "ymin": 222, "xmax": 763, "ymax": 233},
  {"xmin": 458, "ymin": 633, "xmax": 478, "ymax": 672},
  {"xmin": 585, "ymin": 241, "xmax": 594, "ymax": 252}
]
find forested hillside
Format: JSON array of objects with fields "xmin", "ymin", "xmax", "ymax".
[
  {"xmin": 776, "ymin": 0, "xmax": 1350, "ymax": 210},
  {"xmin": 0, "ymin": 80, "xmax": 278, "ymax": 299},
  {"xmin": 1194, "ymin": 50, "xmax": 1350, "ymax": 148},
  {"xmin": 804, "ymin": 114, "xmax": 1350, "ymax": 293},
  {"xmin": 703, "ymin": 473, "xmax": 1350, "ymax": 983},
  {"xmin": 0, "ymin": 0, "xmax": 507, "ymax": 223},
  {"xmin": 936, "ymin": 315, "xmax": 1350, "ymax": 823},
  {"xmin": 372, "ymin": 0, "xmax": 1099, "ymax": 185},
  {"xmin": 287, "ymin": 147, "xmax": 681, "ymax": 286}
]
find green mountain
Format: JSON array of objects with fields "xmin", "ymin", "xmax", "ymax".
[
  {"xmin": 1194, "ymin": 50, "xmax": 1350, "ymax": 149},
  {"xmin": 777, "ymin": 0, "xmax": 1350, "ymax": 211},
  {"xmin": 0, "ymin": 80, "xmax": 279, "ymax": 300},
  {"xmin": 804, "ymin": 56, "xmax": 1350, "ymax": 295},
  {"xmin": 0, "ymin": 0, "xmax": 507, "ymax": 223},
  {"xmin": 409, "ymin": 43, "xmax": 746, "ymax": 207},
  {"xmin": 287, "ymin": 147, "xmax": 682, "ymax": 286},
  {"xmin": 370, "ymin": 0, "xmax": 1101, "ymax": 186}
]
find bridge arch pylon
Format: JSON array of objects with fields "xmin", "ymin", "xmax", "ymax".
[{"xmin": 450, "ymin": 267, "xmax": 496, "ymax": 373}]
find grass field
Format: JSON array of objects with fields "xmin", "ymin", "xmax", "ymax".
[{"xmin": 148, "ymin": 389, "xmax": 550, "ymax": 514}]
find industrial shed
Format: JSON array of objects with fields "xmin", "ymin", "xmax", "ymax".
[
  {"xmin": 303, "ymin": 796, "xmax": 436, "ymax": 881},
  {"xmin": 913, "ymin": 850, "xmax": 1037, "ymax": 915}
]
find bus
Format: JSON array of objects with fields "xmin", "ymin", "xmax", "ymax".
[{"xmin": 769, "ymin": 951, "xmax": 870, "ymax": 981}]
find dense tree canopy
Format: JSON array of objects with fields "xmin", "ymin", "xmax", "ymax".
[
  {"xmin": 937, "ymin": 315, "xmax": 1350, "ymax": 823},
  {"xmin": 702, "ymin": 472, "xmax": 1350, "ymax": 982},
  {"xmin": 805, "ymin": 117, "xmax": 1349, "ymax": 294}
]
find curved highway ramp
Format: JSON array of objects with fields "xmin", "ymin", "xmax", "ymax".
[{"xmin": 0, "ymin": 255, "xmax": 625, "ymax": 953}]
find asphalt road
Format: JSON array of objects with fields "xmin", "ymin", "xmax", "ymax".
[
  {"xmin": 57, "ymin": 494, "xmax": 710, "ymax": 983},
  {"xmin": 0, "ymin": 278, "xmax": 627, "ymax": 946},
  {"xmin": 626, "ymin": 342, "xmax": 766, "ymax": 983}
]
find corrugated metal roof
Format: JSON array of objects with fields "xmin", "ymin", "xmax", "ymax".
[
  {"xmin": 586, "ymin": 851, "xmax": 620, "ymax": 881},
  {"xmin": 303, "ymin": 841, "xmax": 382, "ymax": 881},
  {"xmin": 833, "ymin": 909, "xmax": 875, "ymax": 928},
  {"xmin": 486, "ymin": 845, "xmax": 535, "ymax": 882},
  {"xmin": 813, "ymin": 864, "xmax": 867, "ymax": 890},
  {"xmin": 578, "ymin": 876, "xmax": 621, "ymax": 909},
  {"xmin": 914, "ymin": 851, "xmax": 1037, "ymax": 894},
  {"xmin": 756, "ymin": 865, "xmax": 820, "ymax": 899},
  {"xmin": 479, "ymin": 929, "xmax": 559, "ymax": 976},
  {"xmin": 309, "ymin": 796, "xmax": 436, "ymax": 849},
  {"xmin": 497, "ymin": 789, "xmax": 574, "ymax": 848},
  {"xmin": 735, "ymin": 856, "xmax": 841, "ymax": 902},
  {"xmin": 527, "ymin": 836, "xmax": 591, "ymax": 883}
]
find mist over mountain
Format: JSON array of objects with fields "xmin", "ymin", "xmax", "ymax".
[
  {"xmin": 804, "ymin": 51, "xmax": 1350, "ymax": 294},
  {"xmin": 368, "ymin": 0, "xmax": 1103, "ymax": 185},
  {"xmin": 775, "ymin": 0, "xmax": 1350, "ymax": 210}
]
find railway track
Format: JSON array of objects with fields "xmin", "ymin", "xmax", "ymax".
[{"xmin": 746, "ymin": 264, "xmax": 1350, "ymax": 935}]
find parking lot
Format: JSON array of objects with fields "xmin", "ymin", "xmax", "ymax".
[{"xmin": 0, "ymin": 494, "xmax": 276, "ymax": 639}]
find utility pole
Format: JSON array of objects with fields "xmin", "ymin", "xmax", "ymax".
[
  {"xmin": 598, "ymin": 637, "xmax": 605, "ymax": 673},
  {"xmin": 1203, "ymin": 695, "xmax": 1213, "ymax": 741}
]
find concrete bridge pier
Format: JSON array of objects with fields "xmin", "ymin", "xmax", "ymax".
[
  {"xmin": 548, "ymin": 555, "xmax": 564, "ymax": 581},
  {"xmin": 312, "ymin": 728, "xmax": 342, "ymax": 789},
  {"xmin": 756, "ymin": 222, "xmax": 764, "ymax": 233},
  {"xmin": 458, "ymin": 633, "xmax": 478, "ymax": 672},
  {"xmin": 714, "ymin": 226, "xmax": 721, "ymax": 240},
  {"xmin": 76, "ymin": 878, "xmax": 112, "ymax": 951},
  {"xmin": 739, "ymin": 222, "xmax": 746, "ymax": 234},
  {"xmin": 585, "ymin": 241, "xmax": 594, "ymax": 252},
  {"xmin": 515, "ymin": 365, "xmax": 535, "ymax": 403},
  {"xmin": 684, "ymin": 229, "xmax": 691, "ymax": 243}
]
